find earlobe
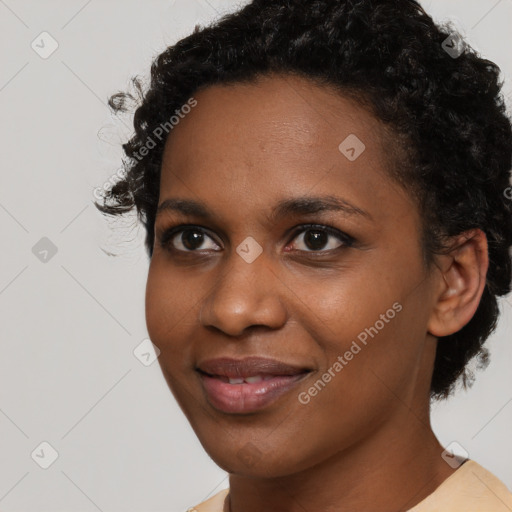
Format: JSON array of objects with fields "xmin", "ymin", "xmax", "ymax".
[{"xmin": 427, "ymin": 228, "xmax": 489, "ymax": 338}]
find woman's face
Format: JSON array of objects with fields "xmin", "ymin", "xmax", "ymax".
[{"xmin": 145, "ymin": 74, "xmax": 440, "ymax": 477}]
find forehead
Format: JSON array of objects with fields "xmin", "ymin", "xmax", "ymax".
[
  {"xmin": 158, "ymin": 73, "xmax": 414, "ymax": 228},
  {"xmin": 163, "ymin": 73, "xmax": 388, "ymax": 167}
]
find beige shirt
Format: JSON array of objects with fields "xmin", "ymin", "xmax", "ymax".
[{"xmin": 188, "ymin": 460, "xmax": 512, "ymax": 512}]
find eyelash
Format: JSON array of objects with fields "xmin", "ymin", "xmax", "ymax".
[{"xmin": 157, "ymin": 223, "xmax": 355, "ymax": 255}]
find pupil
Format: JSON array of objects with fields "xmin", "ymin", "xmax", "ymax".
[
  {"xmin": 183, "ymin": 230, "xmax": 203, "ymax": 250},
  {"xmin": 305, "ymin": 230, "xmax": 327, "ymax": 250}
]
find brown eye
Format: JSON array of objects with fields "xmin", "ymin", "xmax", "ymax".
[
  {"xmin": 160, "ymin": 227, "xmax": 221, "ymax": 252},
  {"xmin": 288, "ymin": 225, "xmax": 354, "ymax": 253}
]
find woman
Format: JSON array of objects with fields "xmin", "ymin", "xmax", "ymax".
[{"xmin": 95, "ymin": 0, "xmax": 512, "ymax": 510}]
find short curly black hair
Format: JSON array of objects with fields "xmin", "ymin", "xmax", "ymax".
[{"xmin": 95, "ymin": 0, "xmax": 512, "ymax": 400}]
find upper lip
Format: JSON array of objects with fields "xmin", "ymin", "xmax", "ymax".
[{"xmin": 196, "ymin": 356, "xmax": 311, "ymax": 379}]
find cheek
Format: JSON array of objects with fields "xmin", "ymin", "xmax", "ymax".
[
  {"xmin": 292, "ymin": 270, "xmax": 396, "ymax": 352},
  {"xmin": 145, "ymin": 262, "xmax": 195, "ymax": 367},
  {"xmin": 294, "ymin": 267, "xmax": 427, "ymax": 410},
  {"xmin": 254, "ymin": 314, "xmax": 423, "ymax": 473},
  {"xmin": 145, "ymin": 270, "xmax": 170, "ymax": 347},
  {"xmin": 145, "ymin": 264, "xmax": 205, "ymax": 419}
]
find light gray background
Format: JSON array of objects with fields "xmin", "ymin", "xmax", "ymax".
[{"xmin": 0, "ymin": 1, "xmax": 511, "ymax": 511}]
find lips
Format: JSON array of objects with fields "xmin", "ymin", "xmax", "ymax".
[
  {"xmin": 197, "ymin": 356, "xmax": 309, "ymax": 379},
  {"xmin": 196, "ymin": 356, "xmax": 312, "ymax": 414}
]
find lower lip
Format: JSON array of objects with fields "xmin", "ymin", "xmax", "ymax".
[{"xmin": 199, "ymin": 372, "xmax": 309, "ymax": 414}]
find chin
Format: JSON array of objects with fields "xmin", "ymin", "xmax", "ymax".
[
  {"xmin": 196, "ymin": 434, "xmax": 309, "ymax": 478},
  {"xmin": 210, "ymin": 454, "xmax": 291, "ymax": 478}
]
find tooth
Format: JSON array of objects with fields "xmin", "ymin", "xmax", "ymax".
[
  {"xmin": 228, "ymin": 377, "xmax": 244, "ymax": 384},
  {"xmin": 244, "ymin": 376, "xmax": 263, "ymax": 383}
]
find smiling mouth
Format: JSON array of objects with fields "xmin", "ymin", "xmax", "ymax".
[
  {"xmin": 196, "ymin": 356, "xmax": 312, "ymax": 414},
  {"xmin": 200, "ymin": 373, "xmax": 289, "ymax": 384}
]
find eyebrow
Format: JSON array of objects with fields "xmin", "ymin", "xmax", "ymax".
[{"xmin": 156, "ymin": 195, "xmax": 373, "ymax": 223}]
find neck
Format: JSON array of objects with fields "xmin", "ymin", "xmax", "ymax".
[{"xmin": 227, "ymin": 409, "xmax": 456, "ymax": 512}]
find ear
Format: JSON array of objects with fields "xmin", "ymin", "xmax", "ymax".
[{"xmin": 427, "ymin": 228, "xmax": 489, "ymax": 338}]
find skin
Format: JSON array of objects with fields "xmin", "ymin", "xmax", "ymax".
[{"xmin": 145, "ymin": 73, "xmax": 489, "ymax": 512}]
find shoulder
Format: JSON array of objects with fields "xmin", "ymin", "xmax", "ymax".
[
  {"xmin": 409, "ymin": 460, "xmax": 512, "ymax": 512},
  {"xmin": 187, "ymin": 488, "xmax": 229, "ymax": 512},
  {"xmin": 185, "ymin": 464, "xmax": 512, "ymax": 512}
]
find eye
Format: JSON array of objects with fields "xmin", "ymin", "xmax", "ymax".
[
  {"xmin": 287, "ymin": 224, "xmax": 354, "ymax": 253},
  {"xmin": 159, "ymin": 225, "xmax": 221, "ymax": 252},
  {"xmin": 158, "ymin": 223, "xmax": 354, "ymax": 255}
]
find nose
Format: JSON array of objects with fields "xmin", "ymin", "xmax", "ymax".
[{"xmin": 199, "ymin": 251, "xmax": 288, "ymax": 337}]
